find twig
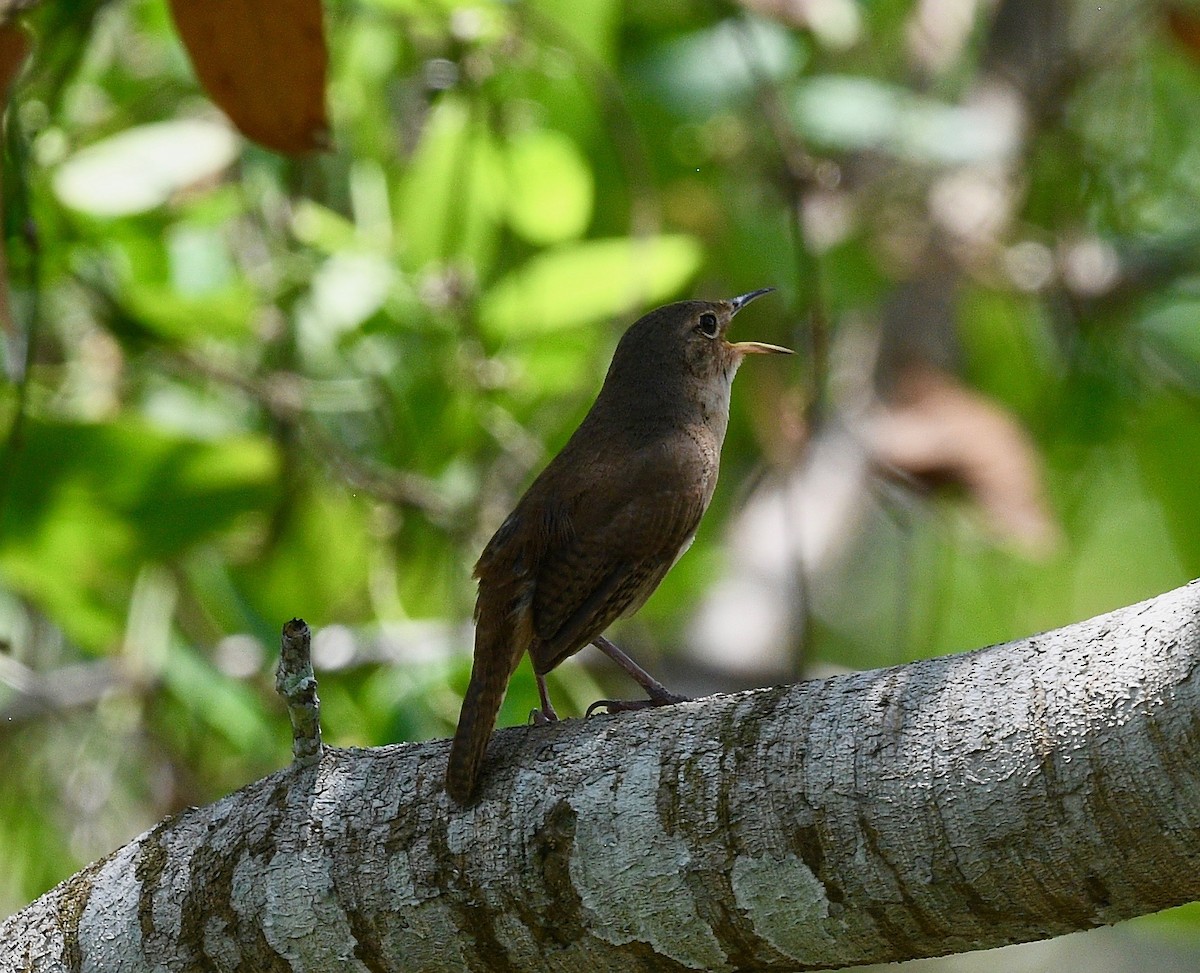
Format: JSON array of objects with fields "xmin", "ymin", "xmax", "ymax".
[
  {"xmin": 152, "ymin": 348, "xmax": 453, "ymax": 517},
  {"xmin": 275, "ymin": 617, "xmax": 322, "ymax": 766},
  {"xmin": 730, "ymin": 16, "xmax": 825, "ymax": 670},
  {"xmin": 0, "ymin": 86, "xmax": 40, "ymax": 521},
  {"xmin": 0, "ymin": 656, "xmax": 129, "ymax": 726}
]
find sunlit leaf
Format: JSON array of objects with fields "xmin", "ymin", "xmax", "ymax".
[
  {"xmin": 396, "ymin": 96, "xmax": 503, "ymax": 275},
  {"xmin": 167, "ymin": 224, "xmax": 237, "ymax": 295},
  {"xmin": 292, "ymin": 200, "xmax": 359, "ymax": 254},
  {"xmin": 358, "ymin": 0, "xmax": 509, "ymax": 37},
  {"xmin": 480, "ymin": 235, "xmax": 704, "ymax": 336},
  {"xmin": 232, "ymin": 487, "xmax": 372, "ymax": 627},
  {"xmin": 123, "ymin": 284, "xmax": 258, "ymax": 342},
  {"xmin": 305, "ymin": 252, "xmax": 396, "ymax": 336},
  {"xmin": 168, "ymin": 0, "xmax": 330, "ymax": 154},
  {"xmin": 52, "ymin": 119, "xmax": 239, "ymax": 217},
  {"xmin": 504, "ymin": 128, "xmax": 593, "ymax": 245},
  {"xmin": 528, "ymin": 0, "xmax": 619, "ymax": 65}
]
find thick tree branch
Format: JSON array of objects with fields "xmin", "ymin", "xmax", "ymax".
[{"xmin": 4, "ymin": 581, "xmax": 1200, "ymax": 971}]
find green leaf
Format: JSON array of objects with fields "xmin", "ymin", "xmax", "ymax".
[
  {"xmin": 480, "ymin": 235, "xmax": 704, "ymax": 337},
  {"xmin": 1139, "ymin": 295, "xmax": 1200, "ymax": 389},
  {"xmin": 1133, "ymin": 396, "xmax": 1200, "ymax": 572},
  {"xmin": 231, "ymin": 486, "xmax": 372, "ymax": 627},
  {"xmin": 305, "ymin": 251, "xmax": 397, "ymax": 337},
  {"xmin": 163, "ymin": 639, "xmax": 277, "ymax": 754},
  {"xmin": 527, "ymin": 0, "xmax": 619, "ymax": 66},
  {"xmin": 291, "ymin": 199, "xmax": 359, "ymax": 254},
  {"xmin": 396, "ymin": 96, "xmax": 503, "ymax": 275},
  {"xmin": 959, "ymin": 287, "xmax": 1057, "ymax": 419},
  {"xmin": 358, "ymin": 0, "xmax": 508, "ymax": 39},
  {"xmin": 504, "ymin": 327, "xmax": 604, "ymax": 398},
  {"xmin": 122, "ymin": 283, "xmax": 257, "ymax": 342},
  {"xmin": 0, "ymin": 419, "xmax": 278, "ymax": 649},
  {"xmin": 504, "ymin": 127, "xmax": 593, "ymax": 245}
]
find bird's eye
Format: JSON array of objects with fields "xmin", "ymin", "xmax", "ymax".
[{"xmin": 695, "ymin": 312, "xmax": 719, "ymax": 338}]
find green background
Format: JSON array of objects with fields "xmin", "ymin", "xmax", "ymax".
[{"xmin": 2, "ymin": 1, "xmax": 1199, "ymax": 964}]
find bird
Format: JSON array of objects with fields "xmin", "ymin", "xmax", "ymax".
[{"xmin": 445, "ymin": 289, "xmax": 791, "ymax": 803}]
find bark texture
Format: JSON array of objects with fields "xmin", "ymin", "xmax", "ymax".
[{"xmin": 4, "ymin": 580, "xmax": 1200, "ymax": 972}]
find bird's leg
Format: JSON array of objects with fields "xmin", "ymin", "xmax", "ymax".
[
  {"xmin": 586, "ymin": 635, "xmax": 690, "ymax": 716},
  {"xmin": 530, "ymin": 672, "xmax": 559, "ymax": 725}
]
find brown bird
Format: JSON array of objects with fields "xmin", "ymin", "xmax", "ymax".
[{"xmin": 445, "ymin": 289, "xmax": 790, "ymax": 803}]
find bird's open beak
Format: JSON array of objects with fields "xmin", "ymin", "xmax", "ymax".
[
  {"xmin": 726, "ymin": 287, "xmax": 792, "ymax": 355},
  {"xmin": 729, "ymin": 340, "xmax": 793, "ymax": 355}
]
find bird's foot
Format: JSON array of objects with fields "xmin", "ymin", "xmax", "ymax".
[
  {"xmin": 586, "ymin": 687, "xmax": 690, "ymax": 717},
  {"xmin": 586, "ymin": 635, "xmax": 689, "ymax": 716},
  {"xmin": 529, "ymin": 672, "xmax": 559, "ymax": 724},
  {"xmin": 529, "ymin": 707, "xmax": 558, "ymax": 725}
]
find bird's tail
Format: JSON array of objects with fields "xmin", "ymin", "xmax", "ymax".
[
  {"xmin": 445, "ymin": 593, "xmax": 527, "ymax": 804},
  {"xmin": 445, "ymin": 664, "xmax": 507, "ymax": 804}
]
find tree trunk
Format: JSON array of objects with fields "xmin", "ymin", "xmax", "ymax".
[{"xmin": 4, "ymin": 580, "xmax": 1200, "ymax": 972}]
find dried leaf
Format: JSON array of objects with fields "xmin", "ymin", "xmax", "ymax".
[
  {"xmin": 1165, "ymin": 5, "xmax": 1200, "ymax": 60},
  {"xmin": 168, "ymin": 0, "xmax": 329, "ymax": 155},
  {"xmin": 0, "ymin": 21, "xmax": 31, "ymax": 103},
  {"xmin": 869, "ymin": 365, "xmax": 1060, "ymax": 555}
]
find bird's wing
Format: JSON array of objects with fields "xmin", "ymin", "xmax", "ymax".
[{"xmin": 527, "ymin": 443, "xmax": 713, "ymax": 673}]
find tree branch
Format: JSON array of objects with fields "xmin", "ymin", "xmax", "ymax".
[
  {"xmin": 275, "ymin": 617, "xmax": 322, "ymax": 766},
  {"xmin": 4, "ymin": 581, "xmax": 1200, "ymax": 971}
]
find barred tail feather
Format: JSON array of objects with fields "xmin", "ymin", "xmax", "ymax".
[
  {"xmin": 445, "ymin": 586, "xmax": 530, "ymax": 804},
  {"xmin": 445, "ymin": 649, "xmax": 509, "ymax": 804}
]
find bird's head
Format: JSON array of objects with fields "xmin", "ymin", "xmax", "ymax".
[
  {"xmin": 601, "ymin": 288, "xmax": 791, "ymax": 422},
  {"xmin": 676, "ymin": 288, "xmax": 792, "ymax": 381}
]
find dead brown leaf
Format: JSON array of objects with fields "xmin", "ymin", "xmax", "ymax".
[
  {"xmin": 0, "ymin": 21, "xmax": 30, "ymax": 104},
  {"xmin": 869, "ymin": 364, "xmax": 1060, "ymax": 556},
  {"xmin": 1165, "ymin": 4, "xmax": 1200, "ymax": 61},
  {"xmin": 168, "ymin": 0, "xmax": 330, "ymax": 155}
]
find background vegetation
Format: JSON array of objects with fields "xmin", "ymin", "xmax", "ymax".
[{"xmin": 2, "ymin": 0, "xmax": 1200, "ymax": 965}]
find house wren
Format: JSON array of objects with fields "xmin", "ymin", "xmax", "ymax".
[{"xmin": 445, "ymin": 289, "xmax": 790, "ymax": 803}]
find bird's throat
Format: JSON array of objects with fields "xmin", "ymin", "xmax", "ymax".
[{"xmin": 693, "ymin": 361, "xmax": 737, "ymax": 438}]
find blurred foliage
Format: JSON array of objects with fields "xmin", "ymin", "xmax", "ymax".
[{"xmin": 0, "ymin": 1, "xmax": 1199, "ymax": 950}]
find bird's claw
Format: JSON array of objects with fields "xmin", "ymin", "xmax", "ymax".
[
  {"xmin": 529, "ymin": 706, "xmax": 559, "ymax": 725},
  {"xmin": 586, "ymin": 690, "xmax": 690, "ymax": 718}
]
